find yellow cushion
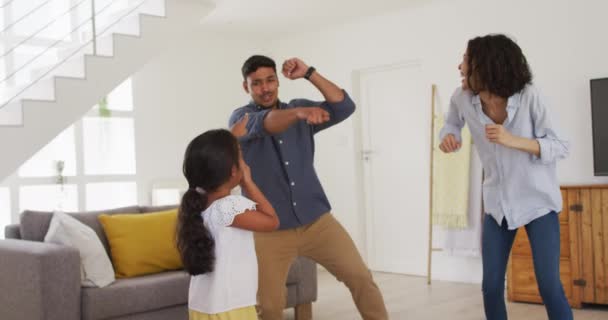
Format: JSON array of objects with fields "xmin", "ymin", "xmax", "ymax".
[{"xmin": 98, "ymin": 209, "xmax": 182, "ymax": 278}]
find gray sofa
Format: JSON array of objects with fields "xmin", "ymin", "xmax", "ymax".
[{"xmin": 0, "ymin": 205, "xmax": 317, "ymax": 320}]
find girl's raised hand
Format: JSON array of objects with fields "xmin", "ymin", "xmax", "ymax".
[
  {"xmin": 239, "ymin": 157, "xmax": 252, "ymax": 185},
  {"xmin": 231, "ymin": 113, "xmax": 249, "ymax": 138}
]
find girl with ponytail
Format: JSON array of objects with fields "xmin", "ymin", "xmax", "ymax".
[{"xmin": 177, "ymin": 128, "xmax": 278, "ymax": 320}]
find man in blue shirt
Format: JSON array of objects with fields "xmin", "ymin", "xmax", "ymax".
[{"xmin": 229, "ymin": 55, "xmax": 387, "ymax": 320}]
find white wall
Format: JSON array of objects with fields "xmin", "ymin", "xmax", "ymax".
[
  {"xmin": 133, "ymin": 29, "xmax": 266, "ymax": 205},
  {"xmin": 264, "ymin": 0, "xmax": 608, "ymax": 283}
]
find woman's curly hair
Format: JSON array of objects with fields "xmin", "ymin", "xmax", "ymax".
[{"xmin": 466, "ymin": 34, "xmax": 533, "ymax": 98}]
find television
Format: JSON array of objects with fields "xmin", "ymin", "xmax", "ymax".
[{"xmin": 591, "ymin": 78, "xmax": 608, "ymax": 176}]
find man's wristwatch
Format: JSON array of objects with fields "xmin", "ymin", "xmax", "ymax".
[{"xmin": 304, "ymin": 66, "xmax": 316, "ymax": 80}]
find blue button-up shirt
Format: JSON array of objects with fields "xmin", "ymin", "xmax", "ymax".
[
  {"xmin": 229, "ymin": 91, "xmax": 356, "ymax": 229},
  {"xmin": 440, "ymin": 85, "xmax": 569, "ymax": 229}
]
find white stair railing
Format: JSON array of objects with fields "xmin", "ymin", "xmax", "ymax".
[{"xmin": 0, "ymin": 0, "xmax": 164, "ymax": 110}]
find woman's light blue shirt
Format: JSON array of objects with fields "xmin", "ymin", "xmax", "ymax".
[{"xmin": 440, "ymin": 85, "xmax": 569, "ymax": 229}]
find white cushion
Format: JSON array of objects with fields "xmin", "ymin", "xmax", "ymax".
[{"xmin": 44, "ymin": 211, "xmax": 115, "ymax": 287}]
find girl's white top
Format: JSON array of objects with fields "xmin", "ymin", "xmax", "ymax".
[{"xmin": 188, "ymin": 195, "xmax": 258, "ymax": 314}]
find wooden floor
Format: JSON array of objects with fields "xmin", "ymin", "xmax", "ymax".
[{"xmin": 284, "ymin": 270, "xmax": 608, "ymax": 319}]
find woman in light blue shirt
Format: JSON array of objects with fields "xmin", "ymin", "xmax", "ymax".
[{"xmin": 440, "ymin": 34, "xmax": 572, "ymax": 320}]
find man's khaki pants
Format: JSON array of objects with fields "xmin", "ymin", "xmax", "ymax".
[{"xmin": 255, "ymin": 213, "xmax": 389, "ymax": 320}]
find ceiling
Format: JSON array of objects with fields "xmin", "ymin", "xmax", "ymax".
[{"xmin": 201, "ymin": 0, "xmax": 433, "ymax": 38}]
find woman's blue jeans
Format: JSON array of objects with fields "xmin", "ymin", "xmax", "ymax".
[{"xmin": 482, "ymin": 212, "xmax": 573, "ymax": 320}]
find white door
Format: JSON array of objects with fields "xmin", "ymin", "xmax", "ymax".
[{"xmin": 359, "ymin": 62, "xmax": 430, "ymax": 276}]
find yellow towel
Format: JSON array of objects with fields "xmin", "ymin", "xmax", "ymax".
[{"xmin": 432, "ymin": 112, "xmax": 471, "ymax": 229}]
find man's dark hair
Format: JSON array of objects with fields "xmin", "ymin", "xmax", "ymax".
[
  {"xmin": 466, "ymin": 34, "xmax": 532, "ymax": 98},
  {"xmin": 242, "ymin": 55, "xmax": 276, "ymax": 80}
]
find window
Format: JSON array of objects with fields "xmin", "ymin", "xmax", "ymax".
[
  {"xmin": 83, "ymin": 118, "xmax": 136, "ymax": 175},
  {"xmin": 86, "ymin": 182, "xmax": 137, "ymax": 211},
  {"xmin": 20, "ymin": 185, "xmax": 78, "ymax": 213},
  {"xmin": 152, "ymin": 188, "xmax": 182, "ymax": 206},
  {"xmin": 104, "ymin": 77, "xmax": 133, "ymax": 111},
  {"xmin": 18, "ymin": 126, "xmax": 77, "ymax": 178},
  {"xmin": 150, "ymin": 180, "xmax": 187, "ymax": 206}
]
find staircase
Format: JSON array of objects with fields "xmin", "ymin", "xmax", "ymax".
[{"xmin": 0, "ymin": 0, "xmax": 214, "ymax": 180}]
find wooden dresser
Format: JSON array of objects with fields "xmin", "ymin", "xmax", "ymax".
[{"xmin": 507, "ymin": 185, "xmax": 608, "ymax": 308}]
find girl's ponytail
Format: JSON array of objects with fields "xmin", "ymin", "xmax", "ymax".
[
  {"xmin": 176, "ymin": 188, "xmax": 215, "ymax": 275},
  {"xmin": 176, "ymin": 129, "xmax": 240, "ymax": 276}
]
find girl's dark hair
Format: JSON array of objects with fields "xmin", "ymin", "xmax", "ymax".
[
  {"xmin": 176, "ymin": 129, "xmax": 240, "ymax": 275},
  {"xmin": 242, "ymin": 55, "xmax": 276, "ymax": 80},
  {"xmin": 466, "ymin": 34, "xmax": 533, "ymax": 98}
]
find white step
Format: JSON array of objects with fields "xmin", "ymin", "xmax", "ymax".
[
  {"xmin": 78, "ymin": 9, "xmax": 144, "ymax": 57},
  {"xmin": 29, "ymin": 56, "xmax": 86, "ymax": 82},
  {"xmin": 0, "ymin": 101, "xmax": 23, "ymax": 126},
  {"xmin": 94, "ymin": 32, "xmax": 118, "ymax": 57},
  {"xmin": 98, "ymin": 8, "xmax": 142, "ymax": 38},
  {"xmin": 139, "ymin": 0, "xmax": 166, "ymax": 17},
  {"xmin": 0, "ymin": 78, "xmax": 55, "ymax": 106}
]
